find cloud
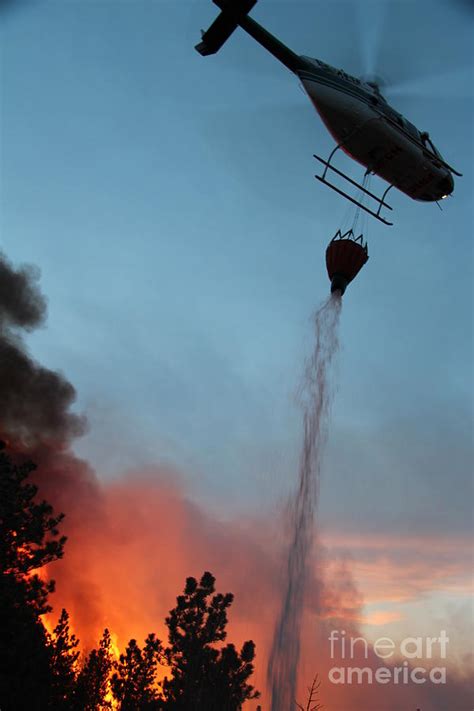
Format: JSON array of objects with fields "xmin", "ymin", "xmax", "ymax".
[{"xmin": 324, "ymin": 530, "xmax": 473, "ymax": 605}]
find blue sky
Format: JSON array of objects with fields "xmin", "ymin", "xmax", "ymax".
[{"xmin": 1, "ymin": 0, "xmax": 472, "ymax": 546}]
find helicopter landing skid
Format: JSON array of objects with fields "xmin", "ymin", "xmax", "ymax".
[{"xmin": 313, "ymin": 147, "xmax": 394, "ymax": 226}]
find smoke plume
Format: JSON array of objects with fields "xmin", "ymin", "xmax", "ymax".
[
  {"xmin": 0, "ymin": 255, "xmax": 84, "ymax": 445},
  {"xmin": 0, "ymin": 252, "xmax": 100, "ymax": 527}
]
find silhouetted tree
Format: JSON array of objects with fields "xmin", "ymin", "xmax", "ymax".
[
  {"xmin": 162, "ymin": 571, "xmax": 259, "ymax": 711},
  {"xmin": 0, "ymin": 445, "xmax": 261, "ymax": 710},
  {"xmin": 209, "ymin": 639, "xmax": 259, "ymax": 710},
  {"xmin": 49, "ymin": 608, "xmax": 80, "ymax": 708},
  {"xmin": 296, "ymin": 675, "xmax": 324, "ymax": 711},
  {"xmin": 0, "ymin": 443, "xmax": 66, "ymax": 710},
  {"xmin": 74, "ymin": 628, "xmax": 113, "ymax": 711},
  {"xmin": 111, "ymin": 633, "xmax": 163, "ymax": 710}
]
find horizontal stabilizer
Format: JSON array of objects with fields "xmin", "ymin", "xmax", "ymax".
[{"xmin": 195, "ymin": 0, "xmax": 257, "ymax": 56}]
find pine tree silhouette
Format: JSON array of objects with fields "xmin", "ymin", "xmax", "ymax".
[
  {"xmin": 0, "ymin": 445, "xmax": 261, "ymax": 711},
  {"xmin": 0, "ymin": 443, "xmax": 66, "ymax": 710},
  {"xmin": 111, "ymin": 633, "xmax": 163, "ymax": 710},
  {"xmin": 49, "ymin": 608, "xmax": 80, "ymax": 709},
  {"xmin": 74, "ymin": 628, "xmax": 114, "ymax": 710},
  {"xmin": 162, "ymin": 571, "xmax": 260, "ymax": 711}
]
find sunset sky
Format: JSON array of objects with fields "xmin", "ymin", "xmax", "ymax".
[{"xmin": 1, "ymin": 0, "xmax": 473, "ymax": 708}]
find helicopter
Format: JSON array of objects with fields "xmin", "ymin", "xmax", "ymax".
[{"xmin": 195, "ymin": 0, "xmax": 462, "ymax": 226}]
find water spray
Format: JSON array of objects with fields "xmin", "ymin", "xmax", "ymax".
[
  {"xmin": 267, "ymin": 295, "xmax": 341, "ymax": 710},
  {"xmin": 267, "ymin": 227, "xmax": 368, "ymax": 708}
]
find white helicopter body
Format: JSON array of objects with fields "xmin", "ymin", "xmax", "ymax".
[{"xmin": 196, "ymin": 0, "xmax": 460, "ymax": 224}]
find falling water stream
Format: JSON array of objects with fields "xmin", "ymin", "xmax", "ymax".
[{"xmin": 267, "ymin": 293, "xmax": 342, "ymax": 710}]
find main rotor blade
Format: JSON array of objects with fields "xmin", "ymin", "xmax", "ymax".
[
  {"xmin": 353, "ymin": 0, "xmax": 391, "ymax": 79},
  {"xmin": 358, "ymin": 0, "xmax": 473, "ymax": 92},
  {"xmin": 388, "ymin": 66, "xmax": 474, "ymax": 100}
]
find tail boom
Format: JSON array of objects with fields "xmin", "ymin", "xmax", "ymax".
[
  {"xmin": 195, "ymin": 0, "xmax": 257, "ymax": 56},
  {"xmin": 195, "ymin": 0, "xmax": 305, "ymax": 73}
]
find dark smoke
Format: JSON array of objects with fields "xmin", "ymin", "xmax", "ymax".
[
  {"xmin": 0, "ymin": 259, "xmax": 46, "ymax": 329},
  {"xmin": 0, "ymin": 252, "xmax": 99, "ymax": 526},
  {"xmin": 0, "ymin": 253, "xmax": 85, "ymax": 447},
  {"xmin": 268, "ymin": 295, "xmax": 341, "ymax": 710}
]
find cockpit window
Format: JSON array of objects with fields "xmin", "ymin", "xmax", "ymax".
[{"xmin": 404, "ymin": 120, "xmax": 419, "ymax": 139}]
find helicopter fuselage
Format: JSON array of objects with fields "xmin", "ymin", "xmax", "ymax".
[
  {"xmin": 196, "ymin": 0, "xmax": 458, "ymax": 210},
  {"xmin": 298, "ymin": 58, "xmax": 454, "ymax": 202}
]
